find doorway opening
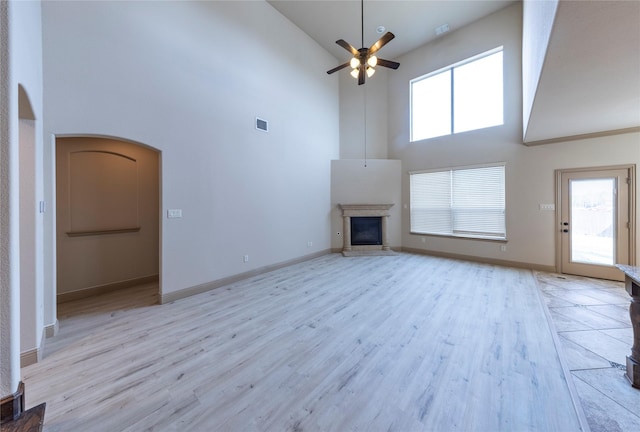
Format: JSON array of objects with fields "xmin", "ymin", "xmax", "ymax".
[
  {"xmin": 18, "ymin": 84, "xmax": 44, "ymax": 367},
  {"xmin": 556, "ymin": 165, "xmax": 636, "ymax": 281},
  {"xmin": 55, "ymin": 137, "xmax": 161, "ymax": 309}
]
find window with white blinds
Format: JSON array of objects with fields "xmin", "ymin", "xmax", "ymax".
[{"xmin": 410, "ymin": 164, "xmax": 506, "ymax": 239}]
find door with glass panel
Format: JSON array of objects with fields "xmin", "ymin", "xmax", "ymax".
[{"xmin": 559, "ymin": 167, "xmax": 634, "ymax": 281}]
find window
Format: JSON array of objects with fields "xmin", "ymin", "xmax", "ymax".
[
  {"xmin": 410, "ymin": 164, "xmax": 506, "ymax": 239},
  {"xmin": 410, "ymin": 47, "xmax": 503, "ymax": 142}
]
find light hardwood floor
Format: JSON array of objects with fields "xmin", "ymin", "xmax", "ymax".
[{"xmin": 23, "ymin": 253, "xmax": 586, "ymax": 431}]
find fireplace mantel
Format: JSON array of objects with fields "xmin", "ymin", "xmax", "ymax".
[{"xmin": 338, "ymin": 204, "xmax": 395, "ymax": 256}]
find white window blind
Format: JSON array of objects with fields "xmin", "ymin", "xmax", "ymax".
[{"xmin": 410, "ymin": 164, "xmax": 506, "ymax": 239}]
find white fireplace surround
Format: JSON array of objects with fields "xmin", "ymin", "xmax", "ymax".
[{"xmin": 339, "ymin": 204, "xmax": 395, "ymax": 257}]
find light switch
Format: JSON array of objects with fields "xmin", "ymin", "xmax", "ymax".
[
  {"xmin": 539, "ymin": 204, "xmax": 555, "ymax": 211},
  {"xmin": 167, "ymin": 209, "xmax": 183, "ymax": 218}
]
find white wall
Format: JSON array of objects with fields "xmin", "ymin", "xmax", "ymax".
[
  {"xmin": 1, "ymin": 0, "xmax": 44, "ymax": 396},
  {"xmin": 41, "ymin": 1, "xmax": 340, "ymax": 298},
  {"xmin": 522, "ymin": 0, "xmax": 558, "ymax": 138},
  {"xmin": 388, "ymin": 2, "xmax": 640, "ymax": 269},
  {"xmin": 339, "ymin": 69, "xmax": 389, "ymax": 159},
  {"xmin": 330, "ymin": 159, "xmax": 402, "ymax": 251}
]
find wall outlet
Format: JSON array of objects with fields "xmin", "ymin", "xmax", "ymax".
[
  {"xmin": 307, "ymin": 241, "xmax": 313, "ymax": 248},
  {"xmin": 243, "ymin": 255, "xmax": 249, "ymax": 263},
  {"xmin": 500, "ymin": 245, "xmax": 507, "ymax": 252},
  {"xmin": 421, "ymin": 237, "xmax": 426, "ymax": 243}
]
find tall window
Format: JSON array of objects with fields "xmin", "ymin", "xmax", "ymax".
[
  {"xmin": 410, "ymin": 164, "xmax": 506, "ymax": 239},
  {"xmin": 411, "ymin": 47, "xmax": 503, "ymax": 142}
]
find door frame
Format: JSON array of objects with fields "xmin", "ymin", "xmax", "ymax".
[{"xmin": 555, "ymin": 164, "xmax": 636, "ymax": 279}]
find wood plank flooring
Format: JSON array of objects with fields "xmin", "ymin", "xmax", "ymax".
[{"xmin": 22, "ymin": 253, "xmax": 585, "ymax": 431}]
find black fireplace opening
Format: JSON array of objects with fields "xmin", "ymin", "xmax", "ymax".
[{"xmin": 351, "ymin": 217, "xmax": 382, "ymax": 246}]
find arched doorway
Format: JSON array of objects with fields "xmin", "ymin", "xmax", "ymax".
[
  {"xmin": 18, "ymin": 84, "xmax": 45, "ymax": 366},
  {"xmin": 54, "ymin": 136, "xmax": 161, "ymax": 310}
]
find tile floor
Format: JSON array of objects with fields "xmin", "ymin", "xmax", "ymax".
[{"xmin": 535, "ymin": 272, "xmax": 640, "ymax": 432}]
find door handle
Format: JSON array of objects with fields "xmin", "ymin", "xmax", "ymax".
[{"xmin": 562, "ymin": 229, "xmax": 569, "ymax": 233}]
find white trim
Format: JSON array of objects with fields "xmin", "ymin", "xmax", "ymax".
[
  {"xmin": 408, "ymin": 161, "xmax": 506, "ymax": 175},
  {"xmin": 410, "ymin": 46, "xmax": 504, "ymax": 84}
]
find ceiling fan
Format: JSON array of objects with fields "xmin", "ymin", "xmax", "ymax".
[{"xmin": 326, "ymin": 0, "xmax": 400, "ymax": 85}]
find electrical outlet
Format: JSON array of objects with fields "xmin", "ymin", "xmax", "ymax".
[
  {"xmin": 500, "ymin": 245, "xmax": 507, "ymax": 252},
  {"xmin": 421, "ymin": 237, "xmax": 426, "ymax": 243},
  {"xmin": 307, "ymin": 241, "xmax": 313, "ymax": 248},
  {"xmin": 243, "ymin": 255, "xmax": 249, "ymax": 263}
]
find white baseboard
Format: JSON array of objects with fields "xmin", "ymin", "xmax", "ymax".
[
  {"xmin": 58, "ymin": 274, "xmax": 159, "ymax": 303},
  {"xmin": 45, "ymin": 320, "xmax": 59, "ymax": 338},
  {"xmin": 161, "ymin": 250, "xmax": 331, "ymax": 304}
]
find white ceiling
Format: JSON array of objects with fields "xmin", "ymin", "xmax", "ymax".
[
  {"xmin": 525, "ymin": 0, "xmax": 640, "ymax": 143},
  {"xmin": 268, "ymin": 1, "xmax": 515, "ymax": 61},
  {"xmin": 268, "ymin": 0, "xmax": 640, "ymax": 143}
]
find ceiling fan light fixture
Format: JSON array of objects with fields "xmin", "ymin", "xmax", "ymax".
[{"xmin": 325, "ymin": 0, "xmax": 399, "ymax": 85}]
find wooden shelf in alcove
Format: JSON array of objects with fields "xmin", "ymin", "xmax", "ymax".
[{"xmin": 66, "ymin": 227, "xmax": 141, "ymax": 237}]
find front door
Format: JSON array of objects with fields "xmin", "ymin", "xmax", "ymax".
[{"xmin": 558, "ymin": 166, "xmax": 634, "ymax": 281}]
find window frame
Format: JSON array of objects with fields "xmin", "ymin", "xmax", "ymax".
[
  {"xmin": 409, "ymin": 162, "xmax": 507, "ymax": 241},
  {"xmin": 410, "ymin": 46, "xmax": 504, "ymax": 142}
]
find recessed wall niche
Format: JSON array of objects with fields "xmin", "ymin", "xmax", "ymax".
[
  {"xmin": 56, "ymin": 137, "xmax": 159, "ymax": 295},
  {"xmin": 68, "ymin": 150, "xmax": 139, "ymax": 234}
]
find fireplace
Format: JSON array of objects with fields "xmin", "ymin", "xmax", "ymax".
[
  {"xmin": 339, "ymin": 204, "xmax": 395, "ymax": 256},
  {"xmin": 351, "ymin": 217, "xmax": 382, "ymax": 245}
]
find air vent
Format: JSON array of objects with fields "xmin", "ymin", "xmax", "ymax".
[{"xmin": 256, "ymin": 117, "xmax": 268, "ymax": 132}]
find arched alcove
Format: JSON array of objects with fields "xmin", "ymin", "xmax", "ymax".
[
  {"xmin": 18, "ymin": 83, "xmax": 43, "ymax": 367},
  {"xmin": 55, "ymin": 136, "xmax": 161, "ymax": 307},
  {"xmin": 18, "ymin": 84, "xmax": 36, "ymax": 120}
]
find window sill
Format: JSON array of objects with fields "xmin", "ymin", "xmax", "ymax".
[{"xmin": 410, "ymin": 232, "xmax": 507, "ymax": 243}]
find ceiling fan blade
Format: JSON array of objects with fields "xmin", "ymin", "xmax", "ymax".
[
  {"xmin": 377, "ymin": 58, "xmax": 400, "ymax": 70},
  {"xmin": 327, "ymin": 62, "xmax": 350, "ymax": 75},
  {"xmin": 369, "ymin": 32, "xmax": 395, "ymax": 55},
  {"xmin": 335, "ymin": 39, "xmax": 359, "ymax": 56},
  {"xmin": 358, "ymin": 66, "xmax": 365, "ymax": 85}
]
